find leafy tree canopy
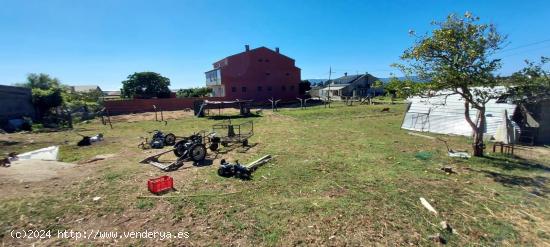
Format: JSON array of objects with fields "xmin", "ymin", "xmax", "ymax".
[
  {"xmin": 394, "ymin": 12, "xmax": 505, "ymax": 156},
  {"xmin": 176, "ymin": 87, "xmax": 213, "ymax": 98},
  {"xmin": 121, "ymin": 72, "xmax": 171, "ymax": 99},
  {"xmin": 503, "ymin": 57, "xmax": 550, "ymax": 103},
  {"xmin": 63, "ymin": 89, "xmax": 104, "ymax": 112},
  {"xmin": 382, "ymin": 77, "xmax": 430, "ymax": 99},
  {"xmin": 18, "ymin": 73, "xmax": 61, "ymax": 89},
  {"xmin": 299, "ymin": 80, "xmax": 312, "ymax": 95}
]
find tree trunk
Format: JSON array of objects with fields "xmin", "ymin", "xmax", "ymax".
[
  {"xmin": 472, "ymin": 129, "xmax": 484, "ymax": 157},
  {"xmin": 464, "ymin": 101, "xmax": 486, "ymax": 157}
]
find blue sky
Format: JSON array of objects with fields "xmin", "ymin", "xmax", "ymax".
[{"xmin": 1, "ymin": 0, "xmax": 549, "ymax": 90}]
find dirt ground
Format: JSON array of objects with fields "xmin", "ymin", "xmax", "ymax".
[
  {"xmin": 0, "ymin": 160, "xmax": 75, "ymax": 183},
  {"xmin": 513, "ymin": 145, "xmax": 550, "ymax": 164},
  {"xmin": 108, "ymin": 108, "xmax": 244, "ymax": 123},
  {"xmin": 108, "ymin": 110, "xmax": 194, "ymax": 122}
]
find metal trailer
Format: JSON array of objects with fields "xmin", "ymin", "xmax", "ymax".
[{"xmin": 211, "ymin": 120, "xmax": 254, "ymax": 147}]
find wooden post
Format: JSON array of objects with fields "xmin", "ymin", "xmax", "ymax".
[
  {"xmin": 269, "ymin": 98, "xmax": 275, "ymax": 112},
  {"xmin": 268, "ymin": 98, "xmax": 280, "ymax": 112},
  {"xmin": 297, "ymin": 97, "xmax": 304, "ymax": 109},
  {"xmin": 106, "ymin": 109, "xmax": 113, "ymax": 129}
]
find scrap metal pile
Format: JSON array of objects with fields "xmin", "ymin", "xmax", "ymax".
[
  {"xmin": 139, "ymin": 131, "xmax": 210, "ymax": 171},
  {"xmin": 217, "ymin": 155, "xmax": 272, "ymax": 180},
  {"xmin": 138, "ymin": 120, "xmax": 256, "ymax": 172},
  {"xmin": 138, "ymin": 130, "xmax": 176, "ymax": 149}
]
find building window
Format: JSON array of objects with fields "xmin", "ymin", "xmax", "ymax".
[
  {"xmin": 281, "ymin": 85, "xmax": 286, "ymax": 91},
  {"xmin": 258, "ymin": 59, "xmax": 263, "ymax": 62},
  {"xmin": 290, "ymin": 85, "xmax": 295, "ymax": 91},
  {"xmin": 257, "ymin": 86, "xmax": 262, "ymax": 91},
  {"xmin": 267, "ymin": 86, "xmax": 272, "ymax": 91},
  {"xmin": 242, "ymin": 86, "xmax": 247, "ymax": 92},
  {"xmin": 265, "ymin": 72, "xmax": 270, "ymax": 76},
  {"xmin": 265, "ymin": 59, "xmax": 270, "ymax": 62},
  {"xmin": 231, "ymin": 87, "xmax": 236, "ymax": 93}
]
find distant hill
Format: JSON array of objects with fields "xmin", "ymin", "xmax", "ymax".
[
  {"xmin": 304, "ymin": 79, "xmax": 329, "ymax": 86},
  {"xmin": 305, "ymin": 76, "xmax": 424, "ymax": 87},
  {"xmin": 377, "ymin": 76, "xmax": 423, "ymax": 83}
]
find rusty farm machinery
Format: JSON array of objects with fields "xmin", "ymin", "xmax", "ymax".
[
  {"xmin": 140, "ymin": 131, "xmax": 210, "ymax": 171},
  {"xmin": 139, "ymin": 120, "xmax": 255, "ymax": 171},
  {"xmin": 217, "ymin": 155, "xmax": 272, "ymax": 180}
]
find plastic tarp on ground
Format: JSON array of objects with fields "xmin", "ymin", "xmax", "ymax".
[
  {"xmin": 17, "ymin": 146, "xmax": 59, "ymax": 161},
  {"xmin": 401, "ymin": 87, "xmax": 518, "ymax": 138}
]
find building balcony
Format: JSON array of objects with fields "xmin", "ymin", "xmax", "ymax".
[{"xmin": 205, "ymin": 69, "xmax": 221, "ymax": 86}]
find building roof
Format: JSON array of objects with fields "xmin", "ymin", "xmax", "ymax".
[
  {"xmin": 330, "ymin": 75, "xmax": 362, "ymax": 85},
  {"xmin": 71, "ymin": 85, "xmax": 101, "ymax": 92},
  {"xmin": 213, "ymin": 46, "xmax": 295, "ymax": 66},
  {"xmin": 328, "ymin": 73, "xmax": 379, "ymax": 87}
]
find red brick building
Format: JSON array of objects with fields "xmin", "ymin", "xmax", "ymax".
[{"xmin": 205, "ymin": 45, "xmax": 301, "ymax": 102}]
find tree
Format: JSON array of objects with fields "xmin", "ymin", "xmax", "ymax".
[
  {"xmin": 32, "ymin": 88, "xmax": 63, "ymax": 119},
  {"xmin": 299, "ymin": 80, "xmax": 312, "ymax": 95},
  {"xmin": 504, "ymin": 57, "xmax": 550, "ymax": 103},
  {"xmin": 121, "ymin": 72, "xmax": 171, "ymax": 99},
  {"xmin": 395, "ymin": 12, "xmax": 505, "ymax": 157},
  {"xmin": 17, "ymin": 73, "xmax": 61, "ymax": 89},
  {"xmin": 63, "ymin": 88, "xmax": 104, "ymax": 114},
  {"xmin": 176, "ymin": 87, "xmax": 213, "ymax": 98},
  {"xmin": 383, "ymin": 77, "xmax": 429, "ymax": 99},
  {"xmin": 17, "ymin": 73, "xmax": 64, "ymax": 120}
]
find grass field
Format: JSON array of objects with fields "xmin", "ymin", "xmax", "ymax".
[{"xmin": 1, "ymin": 103, "xmax": 549, "ymax": 246}]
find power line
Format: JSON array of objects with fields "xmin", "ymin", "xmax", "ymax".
[
  {"xmin": 497, "ymin": 38, "xmax": 550, "ymax": 54},
  {"xmin": 499, "ymin": 44, "xmax": 550, "ymax": 58}
]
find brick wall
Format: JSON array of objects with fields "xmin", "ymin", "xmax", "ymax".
[{"xmin": 104, "ymin": 97, "xmax": 224, "ymax": 115}]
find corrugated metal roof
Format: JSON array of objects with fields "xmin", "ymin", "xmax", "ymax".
[{"xmin": 401, "ymin": 87, "xmax": 517, "ymax": 137}]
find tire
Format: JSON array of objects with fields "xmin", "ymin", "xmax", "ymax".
[
  {"xmin": 189, "ymin": 144, "xmax": 207, "ymax": 162},
  {"xmin": 242, "ymin": 139, "xmax": 248, "ymax": 147},
  {"xmin": 209, "ymin": 142, "xmax": 219, "ymax": 151},
  {"xmin": 173, "ymin": 142, "xmax": 186, "ymax": 157},
  {"xmin": 235, "ymin": 167, "xmax": 251, "ymax": 180},
  {"xmin": 218, "ymin": 167, "xmax": 232, "ymax": 177},
  {"xmin": 164, "ymin": 133, "xmax": 176, "ymax": 146}
]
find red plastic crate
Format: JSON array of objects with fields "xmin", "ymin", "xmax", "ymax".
[{"xmin": 147, "ymin": 176, "xmax": 174, "ymax": 194}]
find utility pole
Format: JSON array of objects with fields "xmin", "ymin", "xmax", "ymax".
[{"xmin": 326, "ymin": 66, "xmax": 334, "ymax": 108}]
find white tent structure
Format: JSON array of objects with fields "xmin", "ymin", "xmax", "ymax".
[{"xmin": 401, "ymin": 87, "xmax": 520, "ymax": 140}]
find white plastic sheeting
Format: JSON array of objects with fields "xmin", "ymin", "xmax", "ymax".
[
  {"xmin": 17, "ymin": 146, "xmax": 59, "ymax": 161},
  {"xmin": 401, "ymin": 88, "xmax": 518, "ymax": 138}
]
